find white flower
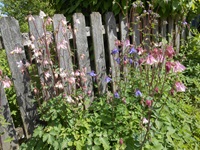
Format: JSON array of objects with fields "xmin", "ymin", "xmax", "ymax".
[
  {"xmin": 10, "ymin": 47, "xmax": 24, "ymax": 54},
  {"xmin": 16, "ymin": 60, "xmax": 24, "ymax": 68},
  {"xmin": 142, "ymin": 118, "xmax": 149, "ymax": 124},
  {"xmin": 39, "ymin": 10, "xmax": 46, "ymax": 19}
]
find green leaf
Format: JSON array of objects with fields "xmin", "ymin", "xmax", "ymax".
[
  {"xmin": 94, "ymin": 137, "xmax": 101, "ymax": 145},
  {"xmin": 99, "ymin": 137, "xmax": 110, "ymax": 150}
]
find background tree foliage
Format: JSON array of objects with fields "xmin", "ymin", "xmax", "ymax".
[{"xmin": 0, "ymin": 0, "xmax": 55, "ymax": 32}]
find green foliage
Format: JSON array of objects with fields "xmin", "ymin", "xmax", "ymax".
[
  {"xmin": 180, "ymin": 30, "xmax": 200, "ymax": 107},
  {"xmin": 0, "ymin": 0, "xmax": 55, "ymax": 32}
]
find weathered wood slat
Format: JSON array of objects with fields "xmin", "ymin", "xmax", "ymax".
[
  {"xmin": 168, "ymin": 18, "xmax": 174, "ymax": 45},
  {"xmin": 0, "ymin": 82, "xmax": 19, "ymax": 150},
  {"xmin": 90, "ymin": 12, "xmax": 107, "ymax": 94},
  {"xmin": 161, "ymin": 19, "xmax": 167, "ymax": 39},
  {"xmin": 0, "ymin": 17, "xmax": 37, "ymax": 138},
  {"xmin": 28, "ymin": 15, "xmax": 56, "ymax": 100},
  {"xmin": 132, "ymin": 14, "xmax": 140, "ymax": 46},
  {"xmin": 119, "ymin": 14, "xmax": 129, "ymax": 76},
  {"xmin": 142, "ymin": 15, "xmax": 150, "ymax": 51},
  {"xmin": 53, "ymin": 14, "xmax": 75, "ymax": 94},
  {"xmin": 105, "ymin": 12, "xmax": 120, "ymax": 92},
  {"xmin": 73, "ymin": 13, "xmax": 93, "ymax": 99},
  {"xmin": 175, "ymin": 19, "xmax": 180, "ymax": 53}
]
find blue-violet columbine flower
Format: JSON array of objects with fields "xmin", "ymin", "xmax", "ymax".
[
  {"xmin": 111, "ymin": 48, "xmax": 119, "ymax": 55},
  {"xmin": 114, "ymin": 92, "xmax": 120, "ymax": 99},
  {"xmin": 88, "ymin": 70, "xmax": 97, "ymax": 77},
  {"xmin": 105, "ymin": 76, "xmax": 112, "ymax": 83},
  {"xmin": 129, "ymin": 47, "xmax": 137, "ymax": 54},
  {"xmin": 115, "ymin": 57, "xmax": 120, "ymax": 64},
  {"xmin": 135, "ymin": 89, "xmax": 142, "ymax": 97}
]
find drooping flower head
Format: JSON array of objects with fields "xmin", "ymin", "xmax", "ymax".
[
  {"xmin": 175, "ymin": 82, "xmax": 186, "ymax": 92},
  {"xmin": 172, "ymin": 61, "xmax": 186, "ymax": 73},
  {"xmin": 114, "ymin": 91, "xmax": 120, "ymax": 99},
  {"xmin": 111, "ymin": 48, "xmax": 119, "ymax": 55},
  {"xmin": 146, "ymin": 54, "xmax": 157, "ymax": 65},
  {"xmin": 105, "ymin": 76, "xmax": 112, "ymax": 83},
  {"xmin": 88, "ymin": 70, "xmax": 97, "ymax": 77},
  {"xmin": 165, "ymin": 45, "xmax": 175, "ymax": 58},
  {"xmin": 135, "ymin": 89, "xmax": 142, "ymax": 97}
]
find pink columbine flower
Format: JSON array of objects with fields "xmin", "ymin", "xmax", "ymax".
[
  {"xmin": 165, "ymin": 45, "xmax": 175, "ymax": 58},
  {"xmin": 173, "ymin": 61, "xmax": 186, "ymax": 73},
  {"xmin": 67, "ymin": 77, "xmax": 76, "ymax": 84},
  {"xmin": 10, "ymin": 47, "xmax": 24, "ymax": 54},
  {"xmin": 175, "ymin": 82, "xmax": 186, "ymax": 92},
  {"xmin": 16, "ymin": 60, "xmax": 24, "ymax": 69},
  {"xmin": 55, "ymin": 81, "xmax": 64, "ymax": 89},
  {"xmin": 2, "ymin": 77, "xmax": 12, "ymax": 88},
  {"xmin": 165, "ymin": 61, "xmax": 172, "ymax": 73},
  {"xmin": 146, "ymin": 54, "xmax": 157, "ymax": 65},
  {"xmin": 142, "ymin": 118, "xmax": 149, "ymax": 124}
]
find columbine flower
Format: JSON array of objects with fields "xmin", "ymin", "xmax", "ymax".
[
  {"xmin": 142, "ymin": 118, "xmax": 149, "ymax": 124},
  {"xmin": 10, "ymin": 47, "xmax": 24, "ymax": 54},
  {"xmin": 67, "ymin": 77, "xmax": 76, "ymax": 84},
  {"xmin": 175, "ymin": 82, "xmax": 186, "ymax": 92},
  {"xmin": 165, "ymin": 61, "xmax": 172, "ymax": 73},
  {"xmin": 105, "ymin": 76, "xmax": 112, "ymax": 83},
  {"xmin": 111, "ymin": 48, "xmax": 119, "ymax": 55},
  {"xmin": 115, "ymin": 57, "xmax": 120, "ymax": 64},
  {"xmin": 114, "ymin": 92, "xmax": 120, "ymax": 99},
  {"xmin": 146, "ymin": 54, "xmax": 157, "ymax": 65},
  {"xmin": 88, "ymin": 70, "xmax": 97, "ymax": 77},
  {"xmin": 145, "ymin": 99, "xmax": 153, "ymax": 107},
  {"xmin": 165, "ymin": 45, "xmax": 175, "ymax": 58},
  {"xmin": 2, "ymin": 77, "xmax": 12, "ymax": 88},
  {"xmin": 135, "ymin": 89, "xmax": 142, "ymax": 97},
  {"xmin": 124, "ymin": 39, "xmax": 130, "ymax": 47},
  {"xmin": 55, "ymin": 81, "xmax": 64, "ymax": 89},
  {"xmin": 172, "ymin": 61, "xmax": 186, "ymax": 73},
  {"xmin": 39, "ymin": 10, "xmax": 46, "ymax": 19},
  {"xmin": 16, "ymin": 60, "xmax": 24, "ymax": 69},
  {"xmin": 129, "ymin": 47, "xmax": 137, "ymax": 54}
]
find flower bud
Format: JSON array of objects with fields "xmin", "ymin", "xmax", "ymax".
[
  {"xmin": 145, "ymin": 99, "xmax": 153, "ymax": 107},
  {"xmin": 119, "ymin": 138, "xmax": 123, "ymax": 145}
]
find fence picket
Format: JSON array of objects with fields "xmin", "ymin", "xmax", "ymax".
[
  {"xmin": 105, "ymin": 12, "xmax": 120, "ymax": 92},
  {"xmin": 73, "ymin": 13, "xmax": 93, "ymax": 100},
  {"xmin": 53, "ymin": 14, "xmax": 75, "ymax": 95},
  {"xmin": 168, "ymin": 18, "xmax": 174, "ymax": 45},
  {"xmin": 28, "ymin": 16, "xmax": 56, "ymax": 100},
  {"xmin": 90, "ymin": 12, "xmax": 107, "ymax": 94},
  {"xmin": 0, "ymin": 17, "xmax": 37, "ymax": 138},
  {"xmin": 0, "ymin": 82, "xmax": 19, "ymax": 150}
]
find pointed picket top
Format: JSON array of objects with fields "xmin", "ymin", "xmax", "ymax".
[
  {"xmin": 105, "ymin": 12, "xmax": 120, "ymax": 92},
  {"xmin": 0, "ymin": 17, "xmax": 37, "ymax": 138},
  {"xmin": 0, "ymin": 82, "xmax": 19, "ymax": 150},
  {"xmin": 73, "ymin": 13, "xmax": 93, "ymax": 101},
  {"xmin": 90, "ymin": 12, "xmax": 107, "ymax": 94},
  {"xmin": 53, "ymin": 14, "xmax": 75, "ymax": 95},
  {"xmin": 28, "ymin": 15, "xmax": 56, "ymax": 100}
]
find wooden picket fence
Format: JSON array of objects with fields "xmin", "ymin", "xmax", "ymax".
[{"xmin": 0, "ymin": 12, "xmax": 187, "ymax": 149}]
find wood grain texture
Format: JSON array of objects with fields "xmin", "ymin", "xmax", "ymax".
[
  {"xmin": 53, "ymin": 14, "xmax": 75, "ymax": 94},
  {"xmin": 0, "ymin": 82, "xmax": 19, "ymax": 150},
  {"xmin": 28, "ymin": 15, "xmax": 56, "ymax": 100},
  {"xmin": 105, "ymin": 12, "xmax": 120, "ymax": 92},
  {"xmin": 90, "ymin": 12, "xmax": 107, "ymax": 94},
  {"xmin": 73, "ymin": 13, "xmax": 93, "ymax": 99},
  {"xmin": 0, "ymin": 17, "xmax": 37, "ymax": 138}
]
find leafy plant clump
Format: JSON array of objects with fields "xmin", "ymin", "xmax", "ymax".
[{"xmin": 19, "ymin": 2, "xmax": 200, "ymax": 149}]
